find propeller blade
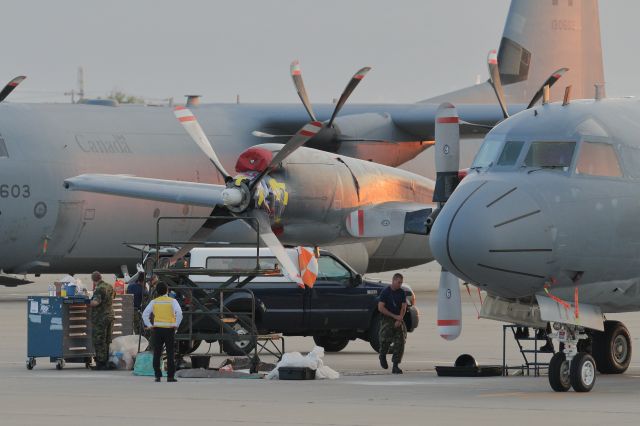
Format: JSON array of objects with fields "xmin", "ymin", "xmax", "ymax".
[
  {"xmin": 437, "ymin": 267, "xmax": 462, "ymax": 341},
  {"xmin": 168, "ymin": 206, "xmax": 235, "ymax": 265},
  {"xmin": 327, "ymin": 67, "xmax": 371, "ymax": 127},
  {"xmin": 251, "ymin": 130, "xmax": 293, "ymax": 138},
  {"xmin": 0, "ymin": 76, "xmax": 26, "ymax": 103},
  {"xmin": 174, "ymin": 106, "xmax": 231, "ymax": 181},
  {"xmin": 250, "ymin": 120, "xmax": 323, "ymax": 190},
  {"xmin": 487, "ymin": 50, "xmax": 509, "ymax": 119},
  {"xmin": 248, "ymin": 210, "xmax": 302, "ymax": 285},
  {"xmin": 526, "ymin": 67, "xmax": 570, "ymax": 109},
  {"xmin": 433, "ymin": 103, "xmax": 460, "ymax": 203},
  {"xmin": 290, "ymin": 60, "xmax": 317, "ymax": 122}
]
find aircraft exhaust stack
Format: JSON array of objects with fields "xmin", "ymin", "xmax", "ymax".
[{"xmin": 542, "ymin": 85, "xmax": 550, "ymax": 105}]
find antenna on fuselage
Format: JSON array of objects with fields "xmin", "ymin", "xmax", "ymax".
[
  {"xmin": 562, "ymin": 86, "xmax": 572, "ymax": 106},
  {"xmin": 595, "ymin": 83, "xmax": 606, "ymax": 101}
]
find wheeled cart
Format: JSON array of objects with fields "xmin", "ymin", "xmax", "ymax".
[{"xmin": 26, "ymin": 296, "xmax": 94, "ymax": 370}]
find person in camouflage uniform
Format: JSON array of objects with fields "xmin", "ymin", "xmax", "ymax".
[
  {"xmin": 377, "ymin": 273, "xmax": 408, "ymax": 374},
  {"xmin": 90, "ymin": 271, "xmax": 115, "ymax": 370}
]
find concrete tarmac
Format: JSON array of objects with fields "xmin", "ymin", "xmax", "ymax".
[{"xmin": 1, "ymin": 275, "xmax": 640, "ymax": 425}]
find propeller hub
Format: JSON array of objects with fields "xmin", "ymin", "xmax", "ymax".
[{"xmin": 223, "ymin": 182, "xmax": 251, "ymax": 213}]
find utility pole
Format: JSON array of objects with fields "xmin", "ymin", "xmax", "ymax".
[
  {"xmin": 64, "ymin": 66, "xmax": 85, "ymax": 103},
  {"xmin": 77, "ymin": 66, "xmax": 84, "ymax": 101}
]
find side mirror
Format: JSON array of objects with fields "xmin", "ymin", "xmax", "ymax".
[{"xmin": 352, "ymin": 274, "xmax": 363, "ymax": 286}]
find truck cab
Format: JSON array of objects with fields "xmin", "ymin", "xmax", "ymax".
[{"xmin": 186, "ymin": 247, "xmax": 419, "ymax": 354}]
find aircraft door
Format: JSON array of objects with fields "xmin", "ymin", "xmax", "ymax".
[{"xmin": 45, "ymin": 201, "xmax": 86, "ymax": 259}]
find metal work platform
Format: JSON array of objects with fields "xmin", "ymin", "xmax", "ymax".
[
  {"xmin": 502, "ymin": 324, "xmax": 554, "ymax": 376},
  {"xmin": 145, "ymin": 216, "xmax": 287, "ymax": 371}
]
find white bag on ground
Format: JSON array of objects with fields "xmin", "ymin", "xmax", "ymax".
[
  {"xmin": 266, "ymin": 346, "xmax": 339, "ymax": 380},
  {"xmin": 109, "ymin": 335, "xmax": 148, "ymax": 370}
]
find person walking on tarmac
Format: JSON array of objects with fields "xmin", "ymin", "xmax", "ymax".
[
  {"xmin": 142, "ymin": 282, "xmax": 183, "ymax": 382},
  {"xmin": 377, "ymin": 273, "xmax": 408, "ymax": 374},
  {"xmin": 89, "ymin": 271, "xmax": 115, "ymax": 370}
]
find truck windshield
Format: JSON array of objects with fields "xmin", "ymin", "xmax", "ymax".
[{"xmin": 523, "ymin": 141, "xmax": 575, "ymax": 170}]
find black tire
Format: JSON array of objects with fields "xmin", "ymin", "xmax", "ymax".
[
  {"xmin": 313, "ymin": 335, "xmax": 350, "ymax": 352},
  {"xmin": 592, "ymin": 320, "xmax": 631, "ymax": 374},
  {"xmin": 26, "ymin": 358, "xmax": 35, "ymax": 370},
  {"xmin": 55, "ymin": 359, "xmax": 64, "ymax": 370},
  {"xmin": 570, "ymin": 352, "xmax": 596, "ymax": 392},
  {"xmin": 548, "ymin": 352, "xmax": 571, "ymax": 392},
  {"xmin": 368, "ymin": 315, "xmax": 381, "ymax": 353},
  {"xmin": 222, "ymin": 322, "xmax": 256, "ymax": 356}
]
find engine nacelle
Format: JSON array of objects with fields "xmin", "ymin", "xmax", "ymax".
[{"xmin": 332, "ymin": 113, "xmax": 431, "ymax": 167}]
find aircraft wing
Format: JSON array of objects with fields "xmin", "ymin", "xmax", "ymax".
[
  {"xmin": 64, "ymin": 174, "xmax": 226, "ymax": 207},
  {"xmin": 345, "ymin": 202, "xmax": 434, "ymax": 238}
]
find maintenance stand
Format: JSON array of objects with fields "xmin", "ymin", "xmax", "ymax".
[{"xmin": 145, "ymin": 216, "xmax": 286, "ymax": 373}]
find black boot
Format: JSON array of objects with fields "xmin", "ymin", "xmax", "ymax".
[
  {"xmin": 392, "ymin": 363, "xmax": 403, "ymax": 374},
  {"xmin": 379, "ymin": 354, "xmax": 388, "ymax": 369}
]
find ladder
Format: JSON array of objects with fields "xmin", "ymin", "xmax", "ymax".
[{"xmin": 502, "ymin": 324, "xmax": 554, "ymax": 376}]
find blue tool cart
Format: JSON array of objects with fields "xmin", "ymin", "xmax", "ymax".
[{"xmin": 26, "ymin": 296, "xmax": 94, "ymax": 370}]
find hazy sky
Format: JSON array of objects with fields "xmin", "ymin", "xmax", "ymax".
[{"xmin": 3, "ymin": 0, "xmax": 637, "ymax": 104}]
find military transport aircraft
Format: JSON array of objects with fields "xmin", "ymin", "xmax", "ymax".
[
  {"xmin": 429, "ymin": 85, "xmax": 640, "ymax": 391},
  {"xmin": 0, "ymin": 0, "xmax": 603, "ymax": 284}
]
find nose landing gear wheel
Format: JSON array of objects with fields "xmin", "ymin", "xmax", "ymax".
[
  {"xmin": 570, "ymin": 352, "xmax": 596, "ymax": 392},
  {"xmin": 548, "ymin": 352, "xmax": 571, "ymax": 392}
]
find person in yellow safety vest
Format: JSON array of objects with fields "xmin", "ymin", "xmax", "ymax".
[{"xmin": 142, "ymin": 282, "xmax": 183, "ymax": 382}]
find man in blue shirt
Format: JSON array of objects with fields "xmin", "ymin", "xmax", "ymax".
[
  {"xmin": 377, "ymin": 273, "xmax": 407, "ymax": 374},
  {"xmin": 126, "ymin": 273, "xmax": 147, "ymax": 334}
]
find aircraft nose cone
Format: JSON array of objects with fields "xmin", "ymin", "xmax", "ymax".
[{"xmin": 430, "ymin": 179, "xmax": 554, "ymax": 298}]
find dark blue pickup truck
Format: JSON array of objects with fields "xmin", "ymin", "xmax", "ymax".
[{"xmin": 186, "ymin": 248, "xmax": 420, "ymax": 355}]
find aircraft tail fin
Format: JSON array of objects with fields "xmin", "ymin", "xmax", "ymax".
[{"xmin": 422, "ymin": 0, "xmax": 604, "ymax": 105}]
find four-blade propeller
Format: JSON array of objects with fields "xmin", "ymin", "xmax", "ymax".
[{"xmin": 170, "ymin": 106, "xmax": 323, "ymax": 283}]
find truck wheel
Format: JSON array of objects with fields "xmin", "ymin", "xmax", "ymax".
[
  {"xmin": 368, "ymin": 316, "xmax": 381, "ymax": 353},
  {"xmin": 222, "ymin": 323, "xmax": 256, "ymax": 356},
  {"xmin": 312, "ymin": 336, "xmax": 349, "ymax": 352},
  {"xmin": 592, "ymin": 320, "xmax": 631, "ymax": 374}
]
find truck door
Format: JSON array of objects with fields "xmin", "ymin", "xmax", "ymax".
[{"xmin": 306, "ymin": 256, "xmax": 370, "ymax": 330}]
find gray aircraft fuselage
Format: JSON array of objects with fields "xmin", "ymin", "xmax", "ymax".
[
  {"xmin": 430, "ymin": 98, "xmax": 640, "ymax": 313},
  {"xmin": 0, "ymin": 101, "xmax": 466, "ymax": 275}
]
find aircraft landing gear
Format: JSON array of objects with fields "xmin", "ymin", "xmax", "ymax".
[
  {"xmin": 548, "ymin": 323, "xmax": 596, "ymax": 392},
  {"xmin": 592, "ymin": 320, "xmax": 632, "ymax": 374}
]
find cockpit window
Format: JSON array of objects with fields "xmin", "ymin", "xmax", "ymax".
[
  {"xmin": 471, "ymin": 137, "xmax": 503, "ymax": 169},
  {"xmin": 497, "ymin": 141, "xmax": 524, "ymax": 166},
  {"xmin": 575, "ymin": 142, "xmax": 622, "ymax": 177},
  {"xmin": 523, "ymin": 141, "xmax": 575, "ymax": 170},
  {"xmin": 0, "ymin": 136, "xmax": 8, "ymax": 158}
]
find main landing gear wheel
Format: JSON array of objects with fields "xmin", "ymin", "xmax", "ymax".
[
  {"xmin": 55, "ymin": 359, "xmax": 65, "ymax": 370},
  {"xmin": 26, "ymin": 357, "xmax": 36, "ymax": 370},
  {"xmin": 570, "ymin": 352, "xmax": 596, "ymax": 392},
  {"xmin": 548, "ymin": 352, "xmax": 571, "ymax": 392},
  {"xmin": 593, "ymin": 320, "xmax": 632, "ymax": 374}
]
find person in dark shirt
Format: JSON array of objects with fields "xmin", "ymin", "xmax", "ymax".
[
  {"xmin": 377, "ymin": 273, "xmax": 407, "ymax": 374},
  {"xmin": 126, "ymin": 273, "xmax": 147, "ymax": 334}
]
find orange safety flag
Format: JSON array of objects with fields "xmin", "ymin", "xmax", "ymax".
[{"xmin": 297, "ymin": 247, "xmax": 318, "ymax": 288}]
